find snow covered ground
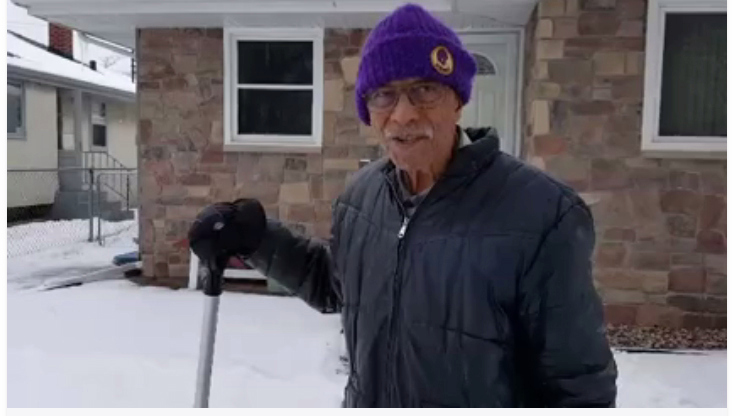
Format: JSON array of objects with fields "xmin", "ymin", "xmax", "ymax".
[
  {"xmin": 5, "ymin": 219, "xmax": 727, "ymax": 408},
  {"xmin": 7, "ymin": 279, "xmax": 727, "ymax": 408},
  {"xmin": 7, "ymin": 218, "xmax": 137, "ymax": 290},
  {"xmin": 7, "ymin": 281, "xmax": 347, "ymax": 408}
]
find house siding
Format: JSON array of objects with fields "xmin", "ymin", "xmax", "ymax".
[
  {"xmin": 7, "ymin": 81, "xmax": 59, "ymax": 209},
  {"xmin": 7, "ymin": 81, "xmax": 58, "ymax": 171},
  {"xmin": 106, "ymin": 101, "xmax": 139, "ymax": 168},
  {"xmin": 137, "ymin": 28, "xmax": 374, "ymax": 287},
  {"xmin": 521, "ymin": 0, "xmax": 726, "ymax": 328}
]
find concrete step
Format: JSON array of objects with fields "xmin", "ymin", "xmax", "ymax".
[
  {"xmin": 51, "ymin": 191, "xmax": 91, "ymax": 219},
  {"xmin": 58, "ymin": 151, "xmax": 86, "ymax": 191},
  {"xmin": 99, "ymin": 206, "xmax": 135, "ymax": 221},
  {"xmin": 58, "ymin": 150, "xmax": 82, "ymax": 168},
  {"xmin": 59, "ymin": 170, "xmax": 86, "ymax": 191},
  {"xmin": 51, "ymin": 190, "xmax": 134, "ymax": 221}
]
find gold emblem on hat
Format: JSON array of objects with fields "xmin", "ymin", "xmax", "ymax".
[{"xmin": 430, "ymin": 45, "xmax": 454, "ymax": 75}]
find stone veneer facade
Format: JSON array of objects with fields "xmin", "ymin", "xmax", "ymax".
[
  {"xmin": 521, "ymin": 0, "xmax": 726, "ymax": 328},
  {"xmin": 137, "ymin": 0, "xmax": 726, "ymax": 328},
  {"xmin": 137, "ymin": 28, "xmax": 375, "ymax": 287}
]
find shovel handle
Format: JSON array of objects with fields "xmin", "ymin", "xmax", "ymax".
[
  {"xmin": 201, "ymin": 256, "xmax": 227, "ymax": 297},
  {"xmin": 194, "ymin": 256, "xmax": 227, "ymax": 408}
]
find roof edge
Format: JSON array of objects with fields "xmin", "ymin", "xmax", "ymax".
[
  {"xmin": 15, "ymin": 0, "xmax": 455, "ymax": 16},
  {"xmin": 7, "ymin": 64, "xmax": 136, "ymax": 102}
]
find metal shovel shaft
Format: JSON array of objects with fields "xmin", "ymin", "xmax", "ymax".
[{"xmin": 194, "ymin": 294, "xmax": 221, "ymax": 408}]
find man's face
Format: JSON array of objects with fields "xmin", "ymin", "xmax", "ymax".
[{"xmin": 366, "ymin": 78, "xmax": 462, "ymax": 173}]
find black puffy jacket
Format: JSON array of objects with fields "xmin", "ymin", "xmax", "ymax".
[{"xmin": 248, "ymin": 128, "xmax": 617, "ymax": 407}]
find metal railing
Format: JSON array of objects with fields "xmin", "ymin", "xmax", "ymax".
[
  {"xmin": 83, "ymin": 151, "xmax": 129, "ymax": 170},
  {"xmin": 96, "ymin": 169, "xmax": 139, "ymax": 245},
  {"xmin": 7, "ymin": 167, "xmax": 138, "ymax": 258},
  {"xmin": 81, "ymin": 151, "xmax": 131, "ymax": 197}
]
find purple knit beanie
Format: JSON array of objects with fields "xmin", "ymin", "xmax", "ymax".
[{"xmin": 355, "ymin": 3, "xmax": 477, "ymax": 125}]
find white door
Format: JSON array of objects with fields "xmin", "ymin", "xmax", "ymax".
[{"xmin": 459, "ymin": 33, "xmax": 520, "ymax": 156}]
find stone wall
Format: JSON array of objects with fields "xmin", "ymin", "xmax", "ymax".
[
  {"xmin": 521, "ymin": 0, "xmax": 726, "ymax": 328},
  {"xmin": 137, "ymin": 4, "xmax": 726, "ymax": 328},
  {"xmin": 137, "ymin": 28, "xmax": 374, "ymax": 287}
]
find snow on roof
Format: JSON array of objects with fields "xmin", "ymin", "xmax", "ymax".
[{"xmin": 7, "ymin": 30, "xmax": 135, "ymax": 96}]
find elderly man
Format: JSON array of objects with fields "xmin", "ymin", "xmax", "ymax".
[{"xmin": 189, "ymin": 3, "xmax": 617, "ymax": 408}]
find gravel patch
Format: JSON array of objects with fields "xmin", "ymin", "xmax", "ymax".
[{"xmin": 607, "ymin": 325, "xmax": 727, "ymax": 350}]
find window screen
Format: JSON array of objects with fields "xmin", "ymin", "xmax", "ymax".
[{"xmin": 659, "ymin": 13, "xmax": 726, "ymax": 137}]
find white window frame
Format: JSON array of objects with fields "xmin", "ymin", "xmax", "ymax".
[
  {"xmin": 7, "ymin": 81, "xmax": 25, "ymax": 140},
  {"xmin": 641, "ymin": 0, "xmax": 726, "ymax": 157},
  {"xmin": 223, "ymin": 27, "xmax": 324, "ymax": 153}
]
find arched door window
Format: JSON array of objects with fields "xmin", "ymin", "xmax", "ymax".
[{"xmin": 472, "ymin": 53, "xmax": 496, "ymax": 75}]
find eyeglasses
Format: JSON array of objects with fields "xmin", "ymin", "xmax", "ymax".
[{"xmin": 364, "ymin": 81, "xmax": 447, "ymax": 112}]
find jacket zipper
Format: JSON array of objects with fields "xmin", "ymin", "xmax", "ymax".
[
  {"xmin": 379, "ymin": 146, "xmax": 486, "ymax": 404},
  {"xmin": 384, "ymin": 169, "xmax": 456, "ymax": 404},
  {"xmin": 385, "ymin": 216, "xmax": 408, "ymax": 405},
  {"xmin": 398, "ymin": 217, "xmax": 409, "ymax": 238},
  {"xmin": 384, "ymin": 175, "xmax": 415, "ymax": 405}
]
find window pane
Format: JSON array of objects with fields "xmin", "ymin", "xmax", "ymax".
[
  {"xmin": 237, "ymin": 89, "xmax": 312, "ymax": 135},
  {"xmin": 93, "ymin": 124, "xmax": 107, "ymax": 147},
  {"xmin": 237, "ymin": 41, "xmax": 313, "ymax": 85},
  {"xmin": 472, "ymin": 53, "xmax": 496, "ymax": 75},
  {"xmin": 93, "ymin": 101, "xmax": 106, "ymax": 118},
  {"xmin": 7, "ymin": 83, "xmax": 22, "ymax": 134},
  {"xmin": 659, "ymin": 13, "xmax": 726, "ymax": 137}
]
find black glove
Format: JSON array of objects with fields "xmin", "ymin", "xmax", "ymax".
[{"xmin": 188, "ymin": 198, "xmax": 267, "ymax": 264}]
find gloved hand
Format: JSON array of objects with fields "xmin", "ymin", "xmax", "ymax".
[{"xmin": 188, "ymin": 198, "xmax": 267, "ymax": 263}]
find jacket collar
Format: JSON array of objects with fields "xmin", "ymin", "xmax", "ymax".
[{"xmin": 448, "ymin": 126, "xmax": 501, "ymax": 177}]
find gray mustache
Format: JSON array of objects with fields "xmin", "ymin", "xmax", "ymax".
[{"xmin": 383, "ymin": 127, "xmax": 433, "ymax": 140}]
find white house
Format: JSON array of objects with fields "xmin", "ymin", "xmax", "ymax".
[{"xmin": 7, "ymin": 25, "xmax": 137, "ymax": 220}]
